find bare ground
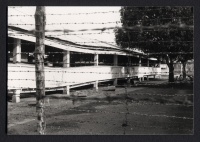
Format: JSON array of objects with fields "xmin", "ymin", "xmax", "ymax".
[{"xmin": 7, "ymin": 79, "xmax": 193, "ymax": 135}]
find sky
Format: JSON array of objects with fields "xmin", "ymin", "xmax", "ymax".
[{"xmin": 8, "ymin": 6, "xmax": 122, "ymax": 47}]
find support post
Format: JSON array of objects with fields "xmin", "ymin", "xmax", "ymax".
[
  {"xmin": 113, "ymin": 78, "xmax": 118, "ymax": 86},
  {"xmin": 180, "ymin": 63, "xmax": 182, "ymax": 75},
  {"xmin": 12, "ymin": 89, "xmax": 21, "ymax": 103},
  {"xmin": 142, "ymin": 77, "xmax": 144, "ymax": 81},
  {"xmin": 63, "ymin": 50, "xmax": 70, "ymax": 68},
  {"xmin": 114, "ymin": 55, "xmax": 118, "ymax": 66},
  {"xmin": 147, "ymin": 59, "xmax": 149, "ymax": 67},
  {"xmin": 139, "ymin": 77, "xmax": 141, "ymax": 82},
  {"xmin": 127, "ymin": 77, "xmax": 131, "ymax": 87},
  {"xmin": 35, "ymin": 6, "xmax": 46, "ymax": 135},
  {"xmin": 139, "ymin": 56, "xmax": 141, "ymax": 67},
  {"xmin": 94, "ymin": 54, "xmax": 99, "ymax": 66},
  {"xmin": 13, "ymin": 38, "xmax": 21, "ymax": 63},
  {"xmin": 158, "ymin": 56, "xmax": 162, "ymax": 67},
  {"xmin": 63, "ymin": 86, "xmax": 70, "ymax": 95},
  {"xmin": 147, "ymin": 76, "xmax": 149, "ymax": 81},
  {"xmin": 93, "ymin": 80, "xmax": 98, "ymax": 91}
]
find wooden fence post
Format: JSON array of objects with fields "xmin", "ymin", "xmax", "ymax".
[{"xmin": 35, "ymin": 6, "xmax": 46, "ymax": 135}]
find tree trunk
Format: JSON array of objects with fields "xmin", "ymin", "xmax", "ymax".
[
  {"xmin": 182, "ymin": 61, "xmax": 187, "ymax": 80},
  {"xmin": 35, "ymin": 6, "xmax": 46, "ymax": 135},
  {"xmin": 167, "ymin": 62, "xmax": 174, "ymax": 82}
]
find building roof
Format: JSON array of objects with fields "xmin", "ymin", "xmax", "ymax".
[{"xmin": 8, "ymin": 26, "xmax": 144, "ymax": 56}]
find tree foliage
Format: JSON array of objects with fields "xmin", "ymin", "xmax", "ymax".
[{"xmin": 115, "ymin": 6, "xmax": 194, "ymax": 82}]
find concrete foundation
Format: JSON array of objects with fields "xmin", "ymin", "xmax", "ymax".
[
  {"xmin": 12, "ymin": 89, "xmax": 21, "ymax": 103},
  {"xmin": 93, "ymin": 80, "xmax": 98, "ymax": 91},
  {"xmin": 63, "ymin": 85, "xmax": 70, "ymax": 95}
]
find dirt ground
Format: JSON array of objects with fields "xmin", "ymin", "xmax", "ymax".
[{"xmin": 7, "ymin": 79, "xmax": 194, "ymax": 135}]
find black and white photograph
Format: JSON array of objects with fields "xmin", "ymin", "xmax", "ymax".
[{"xmin": 7, "ymin": 6, "xmax": 194, "ymax": 135}]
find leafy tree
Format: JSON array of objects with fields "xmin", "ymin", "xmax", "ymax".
[{"xmin": 115, "ymin": 6, "xmax": 193, "ymax": 82}]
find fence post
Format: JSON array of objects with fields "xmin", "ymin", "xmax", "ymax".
[{"xmin": 34, "ymin": 6, "xmax": 46, "ymax": 135}]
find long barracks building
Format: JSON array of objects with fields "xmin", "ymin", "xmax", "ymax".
[{"xmin": 8, "ymin": 26, "xmax": 162, "ymax": 101}]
